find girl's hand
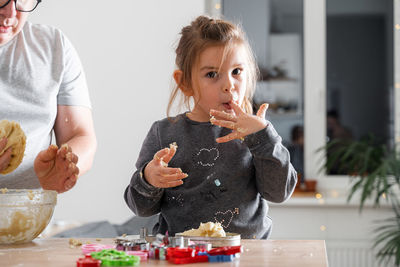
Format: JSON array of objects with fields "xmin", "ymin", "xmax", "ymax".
[
  {"xmin": 143, "ymin": 143, "xmax": 188, "ymax": 188},
  {"xmin": 34, "ymin": 144, "xmax": 79, "ymax": 193},
  {"xmin": 210, "ymin": 102, "xmax": 269, "ymax": 143}
]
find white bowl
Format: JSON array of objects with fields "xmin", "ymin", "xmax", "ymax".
[{"xmin": 0, "ymin": 189, "xmax": 57, "ymax": 244}]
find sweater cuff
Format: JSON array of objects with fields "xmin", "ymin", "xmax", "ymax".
[
  {"xmin": 133, "ymin": 164, "xmax": 164, "ymax": 197},
  {"xmin": 244, "ymin": 122, "xmax": 282, "ymax": 149}
]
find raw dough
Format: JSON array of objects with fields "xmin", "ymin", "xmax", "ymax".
[
  {"xmin": 181, "ymin": 222, "xmax": 226, "ymax": 237},
  {"xmin": 0, "ymin": 120, "xmax": 26, "ymax": 174}
]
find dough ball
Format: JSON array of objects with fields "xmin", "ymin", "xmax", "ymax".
[{"xmin": 0, "ymin": 120, "xmax": 26, "ymax": 175}]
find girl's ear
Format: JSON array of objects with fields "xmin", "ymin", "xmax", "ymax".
[{"xmin": 173, "ymin": 70, "xmax": 193, "ymax": 96}]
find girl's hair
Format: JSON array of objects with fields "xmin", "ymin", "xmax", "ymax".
[{"xmin": 167, "ymin": 15, "xmax": 259, "ymax": 117}]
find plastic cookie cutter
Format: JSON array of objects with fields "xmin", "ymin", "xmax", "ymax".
[
  {"xmin": 207, "ymin": 245, "xmax": 243, "ymax": 255},
  {"xmin": 166, "ymin": 247, "xmax": 195, "ymax": 258},
  {"xmin": 207, "ymin": 254, "xmax": 236, "ymax": 262},
  {"xmin": 166, "ymin": 247, "xmax": 208, "ymax": 264},
  {"xmin": 205, "ymin": 245, "xmax": 243, "ymax": 263},
  {"xmin": 168, "ymin": 255, "xmax": 209, "ymax": 264},
  {"xmin": 76, "ymin": 255, "xmax": 101, "ymax": 267},
  {"xmin": 125, "ymin": 250, "xmax": 148, "ymax": 261},
  {"xmin": 81, "ymin": 243, "xmax": 115, "ymax": 254},
  {"xmin": 90, "ymin": 249, "xmax": 140, "ymax": 266}
]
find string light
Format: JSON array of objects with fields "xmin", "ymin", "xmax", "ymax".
[
  {"xmin": 320, "ymin": 225, "xmax": 327, "ymax": 231},
  {"xmin": 215, "ymin": 3, "xmax": 221, "ymax": 10},
  {"xmin": 315, "ymin": 193, "xmax": 322, "ymax": 199},
  {"xmin": 395, "ymin": 83, "xmax": 400, "ymax": 89},
  {"xmin": 395, "ymin": 24, "xmax": 400, "ymax": 30}
]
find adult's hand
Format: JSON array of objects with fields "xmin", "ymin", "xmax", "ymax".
[
  {"xmin": 0, "ymin": 137, "xmax": 12, "ymax": 173},
  {"xmin": 44, "ymin": 105, "xmax": 97, "ymax": 193},
  {"xmin": 34, "ymin": 144, "xmax": 79, "ymax": 193}
]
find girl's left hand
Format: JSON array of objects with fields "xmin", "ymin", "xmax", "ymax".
[{"xmin": 210, "ymin": 102, "xmax": 269, "ymax": 143}]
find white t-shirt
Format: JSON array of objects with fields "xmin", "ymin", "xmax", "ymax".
[{"xmin": 0, "ymin": 21, "xmax": 91, "ymax": 189}]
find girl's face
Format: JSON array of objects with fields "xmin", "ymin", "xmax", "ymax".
[{"xmin": 188, "ymin": 44, "xmax": 248, "ymax": 122}]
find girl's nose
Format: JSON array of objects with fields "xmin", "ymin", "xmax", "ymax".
[{"xmin": 223, "ymin": 77, "xmax": 234, "ymax": 93}]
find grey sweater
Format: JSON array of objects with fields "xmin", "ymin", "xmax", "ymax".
[{"xmin": 124, "ymin": 113, "xmax": 297, "ymax": 239}]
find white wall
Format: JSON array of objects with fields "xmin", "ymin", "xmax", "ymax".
[{"xmin": 29, "ymin": 1, "xmax": 205, "ymax": 224}]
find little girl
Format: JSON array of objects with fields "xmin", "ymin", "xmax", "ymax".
[{"xmin": 124, "ymin": 16, "xmax": 297, "ymax": 239}]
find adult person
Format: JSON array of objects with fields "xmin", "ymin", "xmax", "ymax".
[
  {"xmin": 326, "ymin": 110, "xmax": 353, "ymax": 174},
  {"xmin": 327, "ymin": 109, "xmax": 353, "ymax": 142},
  {"xmin": 0, "ymin": 0, "xmax": 97, "ymax": 193}
]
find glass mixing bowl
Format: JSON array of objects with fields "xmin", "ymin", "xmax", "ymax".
[{"xmin": 0, "ymin": 189, "xmax": 57, "ymax": 244}]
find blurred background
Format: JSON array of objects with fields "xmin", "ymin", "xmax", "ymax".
[{"xmin": 30, "ymin": 1, "xmax": 400, "ymax": 266}]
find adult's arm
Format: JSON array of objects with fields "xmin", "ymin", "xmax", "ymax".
[
  {"xmin": 34, "ymin": 105, "xmax": 97, "ymax": 193},
  {"xmin": 53, "ymin": 105, "xmax": 97, "ymax": 176}
]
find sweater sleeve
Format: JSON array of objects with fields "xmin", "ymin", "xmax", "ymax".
[
  {"xmin": 124, "ymin": 121, "xmax": 165, "ymax": 217},
  {"xmin": 244, "ymin": 122, "xmax": 297, "ymax": 203}
]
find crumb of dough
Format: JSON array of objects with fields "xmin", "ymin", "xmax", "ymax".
[
  {"xmin": 237, "ymin": 127, "xmax": 246, "ymax": 133},
  {"xmin": 170, "ymin": 142, "xmax": 178, "ymax": 150},
  {"xmin": 0, "ymin": 188, "xmax": 8, "ymax": 194},
  {"xmin": 96, "ymin": 238, "xmax": 102, "ymax": 242},
  {"xmin": 61, "ymin": 143, "xmax": 69, "ymax": 150},
  {"xmin": 69, "ymin": 238, "xmax": 83, "ymax": 247},
  {"xmin": 181, "ymin": 222, "xmax": 226, "ymax": 237},
  {"xmin": 121, "ymin": 233, "xmax": 127, "ymax": 237},
  {"xmin": 27, "ymin": 190, "xmax": 34, "ymax": 200},
  {"xmin": 160, "ymin": 161, "xmax": 168, "ymax": 168},
  {"xmin": 160, "ymin": 142, "xmax": 178, "ymax": 168}
]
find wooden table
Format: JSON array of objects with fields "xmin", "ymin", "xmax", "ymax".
[{"xmin": 0, "ymin": 238, "xmax": 328, "ymax": 267}]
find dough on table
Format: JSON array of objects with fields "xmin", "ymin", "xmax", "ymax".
[
  {"xmin": 181, "ymin": 222, "xmax": 226, "ymax": 237},
  {"xmin": 0, "ymin": 120, "xmax": 26, "ymax": 175}
]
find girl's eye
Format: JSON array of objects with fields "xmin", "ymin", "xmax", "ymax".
[
  {"xmin": 232, "ymin": 68, "xmax": 242, "ymax": 75},
  {"xmin": 206, "ymin": 71, "xmax": 218, "ymax": 78}
]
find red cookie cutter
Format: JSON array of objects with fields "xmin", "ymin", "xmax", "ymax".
[{"xmin": 76, "ymin": 255, "xmax": 101, "ymax": 267}]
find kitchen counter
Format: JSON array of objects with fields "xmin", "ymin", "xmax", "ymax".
[{"xmin": 0, "ymin": 238, "xmax": 327, "ymax": 266}]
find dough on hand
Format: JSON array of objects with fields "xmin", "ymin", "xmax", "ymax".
[
  {"xmin": 181, "ymin": 222, "xmax": 226, "ymax": 237},
  {"xmin": 0, "ymin": 120, "xmax": 26, "ymax": 175}
]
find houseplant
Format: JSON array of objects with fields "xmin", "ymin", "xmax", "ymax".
[{"xmin": 321, "ymin": 135, "xmax": 400, "ymax": 266}]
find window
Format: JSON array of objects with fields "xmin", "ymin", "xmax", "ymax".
[
  {"xmin": 305, "ymin": 0, "xmax": 399, "ymax": 193},
  {"xmin": 208, "ymin": 0, "xmax": 399, "ymax": 194}
]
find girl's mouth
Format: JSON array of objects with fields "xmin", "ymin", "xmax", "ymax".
[{"xmin": 223, "ymin": 103, "xmax": 232, "ymax": 110}]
